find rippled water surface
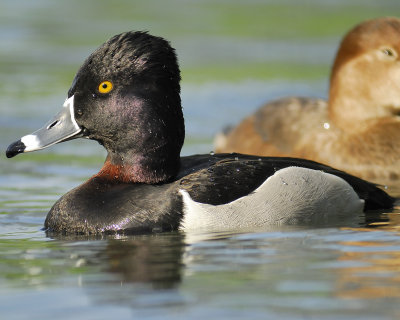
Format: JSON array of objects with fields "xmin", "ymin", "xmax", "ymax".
[{"xmin": 2, "ymin": 1, "xmax": 400, "ymax": 319}]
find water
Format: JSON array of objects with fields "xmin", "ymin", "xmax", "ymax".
[
  {"xmin": 1, "ymin": 0, "xmax": 400, "ymax": 319},
  {"xmin": 2, "ymin": 228, "xmax": 400, "ymax": 319}
]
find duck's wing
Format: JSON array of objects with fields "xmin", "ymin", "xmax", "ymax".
[
  {"xmin": 178, "ymin": 154, "xmax": 394, "ymax": 211},
  {"xmin": 214, "ymin": 97, "xmax": 328, "ymax": 156}
]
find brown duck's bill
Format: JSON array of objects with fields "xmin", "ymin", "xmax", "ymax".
[{"xmin": 6, "ymin": 96, "xmax": 82, "ymax": 158}]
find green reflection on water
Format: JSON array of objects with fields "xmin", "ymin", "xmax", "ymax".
[{"xmin": 1, "ymin": 0, "xmax": 399, "ymax": 98}]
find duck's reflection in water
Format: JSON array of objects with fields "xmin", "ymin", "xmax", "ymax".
[
  {"xmin": 48, "ymin": 231, "xmax": 187, "ymax": 291},
  {"xmin": 336, "ymin": 212, "xmax": 400, "ymax": 300},
  {"xmin": 104, "ymin": 233, "xmax": 185, "ymax": 289}
]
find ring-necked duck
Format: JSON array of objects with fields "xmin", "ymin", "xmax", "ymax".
[
  {"xmin": 6, "ymin": 31, "xmax": 393, "ymax": 234},
  {"xmin": 215, "ymin": 17, "xmax": 400, "ymax": 185}
]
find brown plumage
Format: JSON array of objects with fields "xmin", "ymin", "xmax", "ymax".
[{"xmin": 215, "ymin": 17, "xmax": 400, "ymax": 185}]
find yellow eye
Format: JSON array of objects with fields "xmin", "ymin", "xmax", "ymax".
[{"xmin": 98, "ymin": 81, "xmax": 113, "ymax": 94}]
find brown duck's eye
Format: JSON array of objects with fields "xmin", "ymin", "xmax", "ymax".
[
  {"xmin": 381, "ymin": 48, "xmax": 397, "ymax": 59},
  {"xmin": 383, "ymin": 48, "xmax": 394, "ymax": 56},
  {"xmin": 98, "ymin": 81, "xmax": 113, "ymax": 94}
]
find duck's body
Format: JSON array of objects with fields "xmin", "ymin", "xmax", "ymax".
[
  {"xmin": 6, "ymin": 31, "xmax": 393, "ymax": 235},
  {"xmin": 45, "ymin": 154, "xmax": 390, "ymax": 234},
  {"xmin": 217, "ymin": 96, "xmax": 400, "ymax": 184},
  {"xmin": 215, "ymin": 17, "xmax": 400, "ymax": 185}
]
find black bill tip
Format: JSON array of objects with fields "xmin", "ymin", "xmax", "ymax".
[{"xmin": 6, "ymin": 140, "xmax": 26, "ymax": 158}]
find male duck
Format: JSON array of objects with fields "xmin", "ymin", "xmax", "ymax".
[
  {"xmin": 215, "ymin": 17, "xmax": 400, "ymax": 185},
  {"xmin": 6, "ymin": 31, "xmax": 393, "ymax": 234}
]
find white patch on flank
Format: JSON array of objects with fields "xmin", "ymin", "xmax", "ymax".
[
  {"xmin": 21, "ymin": 134, "xmax": 40, "ymax": 152},
  {"xmin": 180, "ymin": 166, "xmax": 364, "ymax": 231}
]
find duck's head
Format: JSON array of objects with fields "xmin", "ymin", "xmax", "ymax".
[
  {"xmin": 7, "ymin": 31, "xmax": 185, "ymax": 183},
  {"xmin": 329, "ymin": 17, "xmax": 400, "ymax": 130}
]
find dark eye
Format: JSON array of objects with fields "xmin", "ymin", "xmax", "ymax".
[
  {"xmin": 98, "ymin": 81, "xmax": 113, "ymax": 94},
  {"xmin": 381, "ymin": 47, "xmax": 397, "ymax": 60},
  {"xmin": 383, "ymin": 48, "xmax": 394, "ymax": 56}
]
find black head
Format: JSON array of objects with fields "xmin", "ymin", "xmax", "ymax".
[
  {"xmin": 72, "ymin": 31, "xmax": 184, "ymax": 163},
  {"xmin": 7, "ymin": 31, "xmax": 185, "ymax": 183}
]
